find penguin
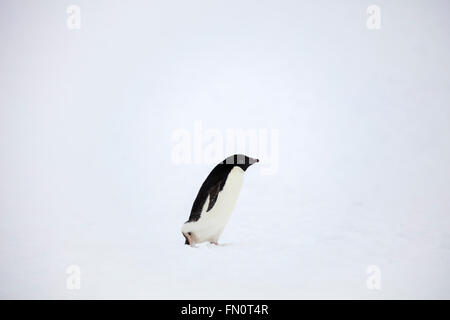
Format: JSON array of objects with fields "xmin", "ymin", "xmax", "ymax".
[{"xmin": 181, "ymin": 154, "xmax": 259, "ymax": 246}]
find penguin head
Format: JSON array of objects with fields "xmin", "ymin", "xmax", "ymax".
[{"xmin": 222, "ymin": 154, "xmax": 259, "ymax": 171}]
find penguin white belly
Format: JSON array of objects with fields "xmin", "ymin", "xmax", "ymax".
[{"xmin": 183, "ymin": 167, "xmax": 244, "ymax": 243}]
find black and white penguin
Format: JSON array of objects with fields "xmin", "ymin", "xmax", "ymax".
[{"xmin": 181, "ymin": 154, "xmax": 259, "ymax": 246}]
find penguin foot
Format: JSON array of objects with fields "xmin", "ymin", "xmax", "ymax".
[{"xmin": 210, "ymin": 241, "xmax": 219, "ymax": 245}]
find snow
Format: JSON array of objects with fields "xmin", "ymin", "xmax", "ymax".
[{"xmin": 1, "ymin": 1, "xmax": 450, "ymax": 299}]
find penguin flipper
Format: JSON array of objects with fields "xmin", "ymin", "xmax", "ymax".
[
  {"xmin": 206, "ymin": 182, "xmax": 221, "ymax": 212},
  {"xmin": 188, "ymin": 178, "xmax": 227, "ymax": 221}
]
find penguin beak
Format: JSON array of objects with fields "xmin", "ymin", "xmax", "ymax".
[{"xmin": 249, "ymin": 158, "xmax": 259, "ymax": 165}]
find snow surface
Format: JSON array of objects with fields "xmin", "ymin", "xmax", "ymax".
[{"xmin": 1, "ymin": 0, "xmax": 450, "ymax": 299}]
